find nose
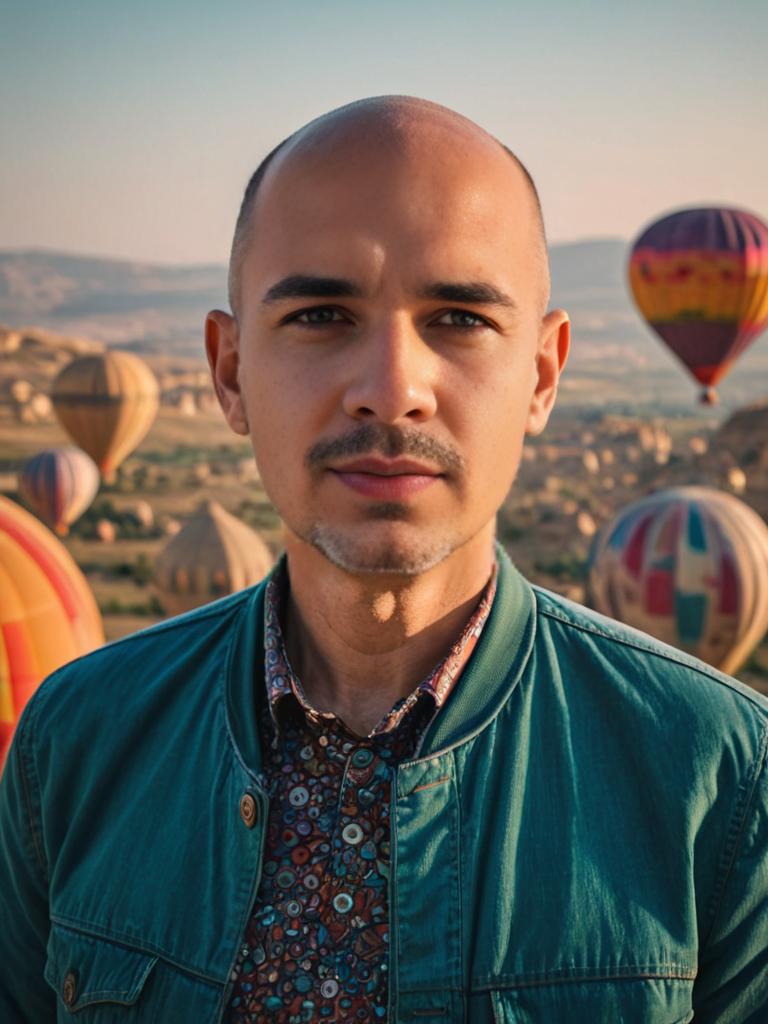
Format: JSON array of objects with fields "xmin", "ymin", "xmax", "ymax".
[{"xmin": 341, "ymin": 315, "xmax": 438, "ymax": 424}]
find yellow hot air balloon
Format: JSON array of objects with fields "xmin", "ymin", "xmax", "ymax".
[
  {"xmin": 628, "ymin": 207, "xmax": 768, "ymax": 404},
  {"xmin": 154, "ymin": 500, "xmax": 274, "ymax": 616},
  {"xmin": 51, "ymin": 351, "xmax": 159, "ymax": 482},
  {"xmin": 0, "ymin": 496, "xmax": 104, "ymax": 768}
]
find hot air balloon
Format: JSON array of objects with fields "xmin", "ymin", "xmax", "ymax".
[
  {"xmin": 18, "ymin": 446, "xmax": 100, "ymax": 536},
  {"xmin": 51, "ymin": 351, "xmax": 159, "ymax": 481},
  {"xmin": 588, "ymin": 486, "xmax": 768, "ymax": 674},
  {"xmin": 628, "ymin": 207, "xmax": 768, "ymax": 403},
  {"xmin": 0, "ymin": 496, "xmax": 103, "ymax": 767},
  {"xmin": 154, "ymin": 500, "xmax": 274, "ymax": 616}
]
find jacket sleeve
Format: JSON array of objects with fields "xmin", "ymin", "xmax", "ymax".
[
  {"xmin": 0, "ymin": 703, "xmax": 56, "ymax": 1020},
  {"xmin": 692, "ymin": 737, "xmax": 768, "ymax": 1022}
]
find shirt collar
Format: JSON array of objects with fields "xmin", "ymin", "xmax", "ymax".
[{"xmin": 262, "ymin": 557, "xmax": 498, "ymax": 739}]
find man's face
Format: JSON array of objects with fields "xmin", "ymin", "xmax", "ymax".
[{"xmin": 209, "ymin": 117, "xmax": 568, "ymax": 575}]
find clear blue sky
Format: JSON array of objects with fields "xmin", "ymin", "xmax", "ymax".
[{"xmin": 2, "ymin": 0, "xmax": 766, "ymax": 264}]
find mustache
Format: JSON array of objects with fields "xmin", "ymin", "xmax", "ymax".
[{"xmin": 305, "ymin": 424, "xmax": 464, "ymax": 474}]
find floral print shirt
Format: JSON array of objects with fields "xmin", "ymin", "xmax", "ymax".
[{"xmin": 226, "ymin": 562, "xmax": 497, "ymax": 1022}]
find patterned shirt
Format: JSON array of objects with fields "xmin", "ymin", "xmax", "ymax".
[{"xmin": 226, "ymin": 562, "xmax": 497, "ymax": 1022}]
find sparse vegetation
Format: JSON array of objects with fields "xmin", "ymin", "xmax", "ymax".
[
  {"xmin": 100, "ymin": 596, "xmax": 164, "ymax": 617},
  {"xmin": 533, "ymin": 554, "xmax": 588, "ymax": 582}
]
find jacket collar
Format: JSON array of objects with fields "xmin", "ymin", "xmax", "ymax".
[
  {"xmin": 417, "ymin": 545, "xmax": 535, "ymax": 756},
  {"xmin": 224, "ymin": 544, "xmax": 536, "ymax": 775}
]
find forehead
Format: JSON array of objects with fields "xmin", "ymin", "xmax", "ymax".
[{"xmin": 242, "ymin": 118, "xmax": 541, "ymax": 297}]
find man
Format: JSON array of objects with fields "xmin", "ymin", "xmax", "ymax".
[{"xmin": 1, "ymin": 97, "xmax": 766, "ymax": 1022}]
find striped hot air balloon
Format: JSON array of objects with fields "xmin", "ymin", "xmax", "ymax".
[
  {"xmin": 51, "ymin": 351, "xmax": 159, "ymax": 481},
  {"xmin": 0, "ymin": 496, "xmax": 103, "ymax": 768},
  {"xmin": 628, "ymin": 207, "xmax": 768, "ymax": 403},
  {"xmin": 588, "ymin": 486, "xmax": 768, "ymax": 674},
  {"xmin": 18, "ymin": 446, "xmax": 100, "ymax": 536},
  {"xmin": 154, "ymin": 500, "xmax": 273, "ymax": 616}
]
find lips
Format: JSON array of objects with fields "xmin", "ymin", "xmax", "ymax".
[
  {"xmin": 329, "ymin": 457, "xmax": 444, "ymax": 500},
  {"xmin": 332, "ymin": 457, "xmax": 441, "ymax": 476}
]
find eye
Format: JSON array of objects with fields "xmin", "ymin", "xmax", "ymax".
[
  {"xmin": 285, "ymin": 306, "xmax": 349, "ymax": 326},
  {"xmin": 433, "ymin": 309, "xmax": 491, "ymax": 329}
]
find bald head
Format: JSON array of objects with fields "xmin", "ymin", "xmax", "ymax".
[{"xmin": 228, "ymin": 96, "xmax": 549, "ymax": 316}]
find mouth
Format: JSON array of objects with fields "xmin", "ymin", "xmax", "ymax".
[{"xmin": 328, "ymin": 457, "xmax": 445, "ymax": 500}]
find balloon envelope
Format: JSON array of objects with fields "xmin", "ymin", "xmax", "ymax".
[
  {"xmin": 154, "ymin": 500, "xmax": 274, "ymax": 616},
  {"xmin": 51, "ymin": 351, "xmax": 159, "ymax": 479},
  {"xmin": 628, "ymin": 207, "xmax": 768, "ymax": 401},
  {"xmin": 588, "ymin": 486, "xmax": 768, "ymax": 674},
  {"xmin": 0, "ymin": 496, "xmax": 104, "ymax": 767},
  {"xmin": 18, "ymin": 446, "xmax": 100, "ymax": 535}
]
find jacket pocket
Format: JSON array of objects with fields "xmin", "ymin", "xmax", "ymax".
[
  {"xmin": 490, "ymin": 977, "xmax": 694, "ymax": 1023},
  {"xmin": 44, "ymin": 924, "xmax": 158, "ymax": 1016}
]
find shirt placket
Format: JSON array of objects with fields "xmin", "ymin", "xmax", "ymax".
[{"xmin": 319, "ymin": 737, "xmax": 391, "ymax": 1016}]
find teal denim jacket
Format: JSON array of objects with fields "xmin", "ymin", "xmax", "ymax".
[{"xmin": 1, "ymin": 550, "xmax": 767, "ymax": 1022}]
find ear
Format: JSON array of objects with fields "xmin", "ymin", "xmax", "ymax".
[
  {"xmin": 525, "ymin": 309, "xmax": 570, "ymax": 436},
  {"xmin": 205, "ymin": 309, "xmax": 249, "ymax": 436}
]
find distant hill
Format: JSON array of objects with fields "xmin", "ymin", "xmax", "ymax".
[
  {"xmin": 550, "ymin": 238, "xmax": 629, "ymax": 308},
  {"xmin": 0, "ymin": 250, "xmax": 227, "ymax": 355}
]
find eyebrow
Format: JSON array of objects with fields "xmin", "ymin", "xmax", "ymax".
[
  {"xmin": 421, "ymin": 282, "xmax": 518, "ymax": 309},
  {"xmin": 260, "ymin": 274, "xmax": 518, "ymax": 310},
  {"xmin": 262, "ymin": 275, "xmax": 363, "ymax": 304}
]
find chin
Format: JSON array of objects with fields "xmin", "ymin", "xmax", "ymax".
[{"xmin": 306, "ymin": 522, "xmax": 459, "ymax": 576}]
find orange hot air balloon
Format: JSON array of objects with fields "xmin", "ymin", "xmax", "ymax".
[
  {"xmin": 0, "ymin": 496, "xmax": 104, "ymax": 768},
  {"xmin": 51, "ymin": 351, "xmax": 159, "ymax": 481},
  {"xmin": 628, "ymin": 207, "xmax": 768, "ymax": 403},
  {"xmin": 154, "ymin": 500, "xmax": 274, "ymax": 616},
  {"xmin": 18, "ymin": 446, "xmax": 100, "ymax": 536}
]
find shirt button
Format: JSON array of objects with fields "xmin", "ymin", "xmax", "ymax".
[
  {"xmin": 321, "ymin": 978, "xmax": 340, "ymax": 998},
  {"xmin": 62, "ymin": 971, "xmax": 78, "ymax": 1007},
  {"xmin": 289, "ymin": 786, "xmax": 309, "ymax": 807},
  {"xmin": 342, "ymin": 823, "xmax": 364, "ymax": 845},
  {"xmin": 239, "ymin": 793, "xmax": 258, "ymax": 828},
  {"xmin": 333, "ymin": 892, "xmax": 354, "ymax": 913},
  {"xmin": 351, "ymin": 749, "xmax": 373, "ymax": 768}
]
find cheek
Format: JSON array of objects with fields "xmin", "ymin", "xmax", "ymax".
[
  {"xmin": 239, "ymin": 369, "xmax": 294, "ymax": 477},
  {"xmin": 241, "ymin": 342, "xmax": 341, "ymax": 419},
  {"xmin": 448, "ymin": 358, "xmax": 534, "ymax": 445},
  {"xmin": 240, "ymin": 357, "xmax": 333, "ymax": 505},
  {"xmin": 446, "ymin": 363, "xmax": 534, "ymax": 502},
  {"xmin": 241, "ymin": 354, "xmax": 304, "ymax": 434}
]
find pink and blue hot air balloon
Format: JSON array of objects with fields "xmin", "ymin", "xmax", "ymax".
[
  {"xmin": 18, "ymin": 446, "xmax": 100, "ymax": 536},
  {"xmin": 588, "ymin": 486, "xmax": 768, "ymax": 674}
]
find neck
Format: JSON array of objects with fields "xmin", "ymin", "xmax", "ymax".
[{"xmin": 282, "ymin": 526, "xmax": 496, "ymax": 736}]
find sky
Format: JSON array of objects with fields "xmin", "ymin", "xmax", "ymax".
[{"xmin": 2, "ymin": 0, "xmax": 767, "ymax": 265}]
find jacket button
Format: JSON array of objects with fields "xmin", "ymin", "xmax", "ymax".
[
  {"xmin": 240, "ymin": 793, "xmax": 258, "ymax": 828},
  {"xmin": 62, "ymin": 971, "xmax": 77, "ymax": 1007}
]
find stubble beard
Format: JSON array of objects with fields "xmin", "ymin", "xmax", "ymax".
[{"xmin": 306, "ymin": 510, "xmax": 459, "ymax": 576}]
